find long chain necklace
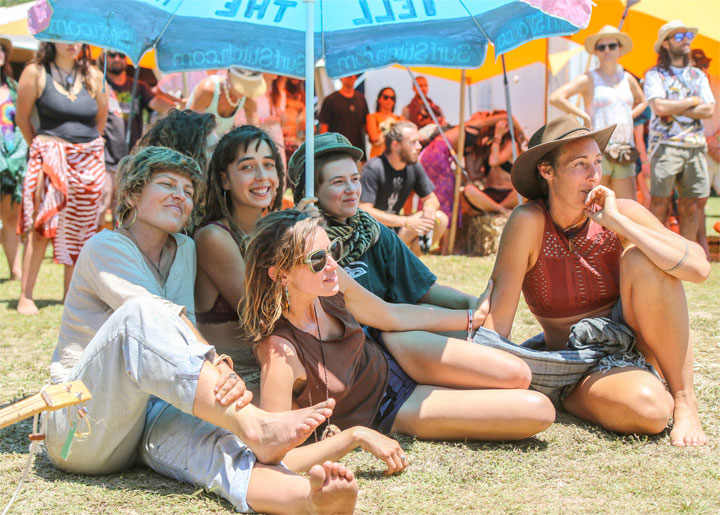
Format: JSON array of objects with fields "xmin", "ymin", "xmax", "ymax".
[
  {"xmin": 310, "ymin": 301, "xmax": 340, "ymax": 441},
  {"xmin": 121, "ymin": 228, "xmax": 166, "ymax": 282},
  {"xmin": 52, "ymin": 62, "xmax": 78, "ymax": 102},
  {"xmin": 222, "ymin": 78, "xmax": 240, "ymax": 108}
]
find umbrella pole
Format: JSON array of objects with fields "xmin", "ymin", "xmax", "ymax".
[
  {"xmin": 304, "ymin": 0, "xmax": 315, "ymax": 199},
  {"xmin": 501, "ymin": 56, "xmax": 517, "ymax": 162},
  {"xmin": 125, "ymin": 66, "xmax": 141, "ymax": 154},
  {"xmin": 448, "ymin": 70, "xmax": 467, "ymax": 255}
]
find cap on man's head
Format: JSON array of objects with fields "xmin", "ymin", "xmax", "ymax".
[
  {"xmin": 287, "ymin": 132, "xmax": 364, "ymax": 188},
  {"xmin": 654, "ymin": 19, "xmax": 698, "ymax": 53}
]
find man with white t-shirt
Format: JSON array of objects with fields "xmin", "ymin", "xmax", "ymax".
[{"xmin": 644, "ymin": 20, "xmax": 715, "ymax": 252}]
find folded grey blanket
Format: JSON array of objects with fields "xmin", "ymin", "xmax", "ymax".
[{"xmin": 473, "ymin": 302, "xmax": 654, "ymax": 397}]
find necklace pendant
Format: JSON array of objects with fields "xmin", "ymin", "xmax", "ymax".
[{"xmin": 568, "ymin": 238, "xmax": 573, "ymax": 253}]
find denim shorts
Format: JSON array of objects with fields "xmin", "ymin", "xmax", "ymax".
[{"xmin": 363, "ymin": 328, "xmax": 417, "ymax": 433}]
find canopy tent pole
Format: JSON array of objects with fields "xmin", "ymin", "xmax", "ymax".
[
  {"xmin": 448, "ymin": 70, "xmax": 467, "ymax": 254},
  {"xmin": 304, "ymin": 0, "xmax": 315, "ymax": 198}
]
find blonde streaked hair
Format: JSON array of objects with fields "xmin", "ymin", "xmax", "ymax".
[
  {"xmin": 239, "ymin": 209, "xmax": 324, "ymax": 342},
  {"xmin": 115, "ymin": 146, "xmax": 204, "ymax": 224}
]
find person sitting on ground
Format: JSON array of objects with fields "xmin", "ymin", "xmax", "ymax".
[
  {"xmin": 241, "ymin": 209, "xmax": 555, "ymax": 444},
  {"xmin": 366, "ymin": 86, "xmax": 402, "ymax": 158},
  {"xmin": 359, "ymin": 121, "xmax": 448, "ymax": 255},
  {"xmin": 188, "ymin": 67, "xmax": 265, "ymax": 139},
  {"xmin": 47, "ymin": 145, "xmax": 357, "ymax": 514},
  {"xmin": 480, "ymin": 114, "xmax": 710, "ymax": 447},
  {"xmin": 289, "ymin": 132, "xmax": 537, "ymax": 392}
]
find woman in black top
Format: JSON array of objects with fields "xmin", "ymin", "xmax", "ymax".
[{"xmin": 15, "ymin": 42, "xmax": 108, "ymax": 314}]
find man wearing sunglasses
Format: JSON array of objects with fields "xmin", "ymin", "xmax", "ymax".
[
  {"xmin": 99, "ymin": 50, "xmax": 178, "ymax": 224},
  {"xmin": 644, "ymin": 20, "xmax": 715, "ymax": 254}
]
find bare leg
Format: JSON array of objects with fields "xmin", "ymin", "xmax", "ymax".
[
  {"xmin": 391, "ymin": 386, "xmax": 554, "ymax": 440},
  {"xmin": 677, "ymin": 197, "xmax": 701, "ymax": 244},
  {"xmin": 609, "ymin": 176, "xmax": 637, "ymax": 200},
  {"xmin": 463, "ymin": 184, "xmax": 511, "ymax": 215},
  {"xmin": 432, "ymin": 210, "xmax": 448, "ymax": 248},
  {"xmin": 193, "ymin": 361, "xmax": 336, "ymax": 464},
  {"xmin": 397, "ymin": 227, "xmax": 421, "ymax": 256},
  {"xmin": 17, "ymin": 230, "xmax": 50, "ymax": 314},
  {"xmin": 63, "ymin": 263, "xmax": 74, "ymax": 300},
  {"xmin": 695, "ymin": 197, "xmax": 710, "ymax": 259},
  {"xmin": 649, "ymin": 196, "xmax": 672, "ymax": 226},
  {"xmin": 247, "ymin": 461, "xmax": 357, "ymax": 515},
  {"xmin": 621, "ymin": 246, "xmax": 705, "ymax": 446},
  {"xmin": 0, "ymin": 195, "xmax": 22, "ymax": 280},
  {"xmin": 381, "ymin": 331, "xmax": 531, "ymax": 389},
  {"xmin": 563, "ymin": 367, "xmax": 673, "ymax": 434}
]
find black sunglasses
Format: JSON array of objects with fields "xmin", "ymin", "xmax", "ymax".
[
  {"xmin": 595, "ymin": 42, "xmax": 619, "ymax": 52},
  {"xmin": 381, "ymin": 94, "xmax": 396, "ymax": 101},
  {"xmin": 107, "ymin": 51, "xmax": 126, "ymax": 59},
  {"xmin": 305, "ymin": 238, "xmax": 343, "ymax": 273},
  {"xmin": 670, "ymin": 31, "xmax": 695, "ymax": 43}
]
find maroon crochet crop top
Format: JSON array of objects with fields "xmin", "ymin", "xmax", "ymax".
[{"xmin": 521, "ymin": 201, "xmax": 623, "ymax": 318}]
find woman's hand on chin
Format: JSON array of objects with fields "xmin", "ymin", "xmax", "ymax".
[{"xmin": 585, "ymin": 185, "xmax": 623, "ymax": 232}]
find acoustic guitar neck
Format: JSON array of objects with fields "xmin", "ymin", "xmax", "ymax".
[{"xmin": 0, "ymin": 381, "xmax": 92, "ymax": 430}]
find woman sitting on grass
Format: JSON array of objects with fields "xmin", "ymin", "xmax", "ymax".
[
  {"xmin": 47, "ymin": 146, "xmax": 357, "ymax": 514},
  {"xmin": 240, "ymin": 209, "xmax": 555, "ymax": 442},
  {"xmin": 481, "ymin": 114, "xmax": 710, "ymax": 446},
  {"xmin": 287, "ymin": 133, "xmax": 530, "ymax": 396}
]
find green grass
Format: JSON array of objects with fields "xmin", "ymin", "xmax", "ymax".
[
  {"xmin": 706, "ymin": 196, "xmax": 720, "ymax": 237},
  {"xmin": 1, "ymin": 252, "xmax": 719, "ymax": 514}
]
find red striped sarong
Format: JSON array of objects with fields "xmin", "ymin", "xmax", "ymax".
[{"xmin": 18, "ymin": 137, "xmax": 106, "ymax": 265}]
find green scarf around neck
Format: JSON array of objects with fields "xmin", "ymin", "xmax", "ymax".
[{"xmin": 321, "ymin": 208, "xmax": 380, "ymax": 267}]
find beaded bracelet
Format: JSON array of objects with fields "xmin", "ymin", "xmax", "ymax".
[{"xmin": 466, "ymin": 309, "xmax": 474, "ymax": 342}]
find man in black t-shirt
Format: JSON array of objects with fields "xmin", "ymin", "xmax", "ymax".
[
  {"xmin": 360, "ymin": 121, "xmax": 448, "ymax": 254},
  {"xmin": 318, "ymin": 75, "xmax": 369, "ymax": 156},
  {"xmin": 99, "ymin": 51, "xmax": 176, "ymax": 225}
]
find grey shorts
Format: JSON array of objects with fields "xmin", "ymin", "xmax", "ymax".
[{"xmin": 650, "ymin": 144, "xmax": 710, "ymax": 198}]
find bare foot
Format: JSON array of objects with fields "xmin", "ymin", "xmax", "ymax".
[
  {"xmin": 307, "ymin": 461, "xmax": 358, "ymax": 515},
  {"xmin": 670, "ymin": 400, "xmax": 707, "ymax": 447},
  {"xmin": 244, "ymin": 399, "xmax": 336, "ymax": 464},
  {"xmin": 17, "ymin": 296, "xmax": 40, "ymax": 315}
]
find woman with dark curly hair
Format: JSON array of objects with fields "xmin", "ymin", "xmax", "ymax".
[
  {"xmin": 194, "ymin": 125, "xmax": 285, "ymax": 380},
  {"xmin": 15, "ymin": 42, "xmax": 108, "ymax": 314},
  {"xmin": 0, "ymin": 37, "xmax": 28, "ymax": 281}
]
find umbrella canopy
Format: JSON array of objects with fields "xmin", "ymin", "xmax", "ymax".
[{"xmin": 28, "ymin": 0, "xmax": 591, "ymax": 78}]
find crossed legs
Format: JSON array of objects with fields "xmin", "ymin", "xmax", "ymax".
[{"xmin": 563, "ymin": 246, "xmax": 705, "ymax": 446}]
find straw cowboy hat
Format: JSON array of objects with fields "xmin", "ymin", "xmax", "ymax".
[
  {"xmin": 654, "ymin": 19, "xmax": 698, "ymax": 53},
  {"xmin": 0, "ymin": 37, "xmax": 12, "ymax": 57},
  {"xmin": 510, "ymin": 114, "xmax": 616, "ymax": 200},
  {"xmin": 584, "ymin": 25, "xmax": 633, "ymax": 57},
  {"xmin": 228, "ymin": 67, "xmax": 267, "ymax": 98}
]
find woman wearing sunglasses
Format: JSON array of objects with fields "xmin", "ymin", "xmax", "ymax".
[
  {"xmin": 550, "ymin": 25, "xmax": 647, "ymax": 201},
  {"xmin": 241, "ymin": 209, "xmax": 555, "ymax": 444},
  {"xmin": 366, "ymin": 87, "xmax": 402, "ymax": 158}
]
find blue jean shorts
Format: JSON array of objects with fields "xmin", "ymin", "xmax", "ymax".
[{"xmin": 364, "ymin": 328, "xmax": 417, "ymax": 433}]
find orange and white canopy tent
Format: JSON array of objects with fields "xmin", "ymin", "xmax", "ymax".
[{"xmin": 408, "ymin": 0, "xmax": 719, "ymax": 84}]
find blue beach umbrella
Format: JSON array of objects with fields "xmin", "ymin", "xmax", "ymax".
[{"xmin": 28, "ymin": 0, "xmax": 592, "ymax": 196}]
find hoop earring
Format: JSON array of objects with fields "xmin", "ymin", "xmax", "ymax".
[
  {"xmin": 118, "ymin": 207, "xmax": 137, "ymax": 229},
  {"xmin": 223, "ymin": 188, "xmax": 228, "ymax": 204}
]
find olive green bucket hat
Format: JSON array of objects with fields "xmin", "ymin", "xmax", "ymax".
[{"xmin": 287, "ymin": 132, "xmax": 364, "ymax": 193}]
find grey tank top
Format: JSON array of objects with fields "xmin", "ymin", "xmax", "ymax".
[{"xmin": 36, "ymin": 63, "xmax": 99, "ymax": 143}]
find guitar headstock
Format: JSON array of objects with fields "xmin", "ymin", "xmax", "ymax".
[{"xmin": 40, "ymin": 381, "xmax": 92, "ymax": 411}]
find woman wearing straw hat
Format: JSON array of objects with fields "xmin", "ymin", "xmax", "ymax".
[
  {"xmin": 481, "ymin": 114, "xmax": 710, "ymax": 446},
  {"xmin": 550, "ymin": 25, "xmax": 646, "ymax": 200}
]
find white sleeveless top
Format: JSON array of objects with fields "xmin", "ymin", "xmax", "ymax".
[
  {"xmin": 188, "ymin": 75, "xmax": 246, "ymax": 138},
  {"xmin": 589, "ymin": 68, "xmax": 635, "ymax": 147}
]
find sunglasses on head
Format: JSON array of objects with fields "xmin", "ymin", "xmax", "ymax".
[
  {"xmin": 595, "ymin": 42, "xmax": 619, "ymax": 52},
  {"xmin": 381, "ymin": 94, "xmax": 395, "ymax": 100},
  {"xmin": 107, "ymin": 51, "xmax": 126, "ymax": 59},
  {"xmin": 305, "ymin": 238, "xmax": 343, "ymax": 273},
  {"xmin": 669, "ymin": 31, "xmax": 695, "ymax": 43}
]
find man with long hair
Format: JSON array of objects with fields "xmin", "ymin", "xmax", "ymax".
[{"xmin": 643, "ymin": 20, "xmax": 715, "ymax": 254}]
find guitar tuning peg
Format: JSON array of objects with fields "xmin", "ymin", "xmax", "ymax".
[{"xmin": 78, "ymin": 407, "xmax": 88, "ymax": 419}]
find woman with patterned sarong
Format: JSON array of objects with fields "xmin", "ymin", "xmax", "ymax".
[
  {"xmin": 0, "ymin": 38, "xmax": 28, "ymax": 281},
  {"xmin": 15, "ymin": 42, "xmax": 108, "ymax": 314}
]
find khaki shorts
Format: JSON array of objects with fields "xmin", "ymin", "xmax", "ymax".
[
  {"xmin": 601, "ymin": 155, "xmax": 636, "ymax": 179},
  {"xmin": 650, "ymin": 144, "xmax": 709, "ymax": 198}
]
